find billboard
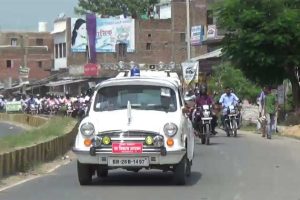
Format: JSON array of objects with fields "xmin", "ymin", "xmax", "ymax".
[
  {"xmin": 191, "ymin": 25, "xmax": 204, "ymax": 46},
  {"xmin": 207, "ymin": 25, "xmax": 217, "ymax": 39},
  {"xmin": 96, "ymin": 18, "xmax": 135, "ymax": 52},
  {"xmin": 71, "ymin": 17, "xmax": 135, "ymax": 53},
  {"xmin": 71, "ymin": 18, "xmax": 87, "ymax": 52}
]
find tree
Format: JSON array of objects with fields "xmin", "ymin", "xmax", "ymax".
[
  {"xmin": 208, "ymin": 62, "xmax": 260, "ymax": 103},
  {"xmin": 75, "ymin": 0, "xmax": 158, "ymax": 18},
  {"xmin": 214, "ymin": 0, "xmax": 300, "ymax": 109}
]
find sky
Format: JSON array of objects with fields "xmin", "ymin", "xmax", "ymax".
[{"xmin": 0, "ymin": 0, "xmax": 79, "ymax": 31}]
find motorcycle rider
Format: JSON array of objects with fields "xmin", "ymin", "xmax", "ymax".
[
  {"xmin": 219, "ymin": 86, "xmax": 240, "ymax": 128},
  {"xmin": 195, "ymin": 85, "xmax": 218, "ymax": 135},
  {"xmin": 27, "ymin": 95, "xmax": 37, "ymax": 113}
]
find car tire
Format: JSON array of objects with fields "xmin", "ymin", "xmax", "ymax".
[
  {"xmin": 97, "ymin": 166, "xmax": 108, "ymax": 178},
  {"xmin": 173, "ymin": 155, "xmax": 188, "ymax": 185},
  {"xmin": 77, "ymin": 161, "xmax": 93, "ymax": 185}
]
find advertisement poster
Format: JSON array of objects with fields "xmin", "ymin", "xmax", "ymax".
[
  {"xmin": 207, "ymin": 25, "xmax": 217, "ymax": 40},
  {"xmin": 96, "ymin": 18, "xmax": 135, "ymax": 52},
  {"xmin": 71, "ymin": 18, "xmax": 87, "ymax": 52},
  {"xmin": 181, "ymin": 61, "xmax": 199, "ymax": 85},
  {"xmin": 191, "ymin": 25, "xmax": 203, "ymax": 46}
]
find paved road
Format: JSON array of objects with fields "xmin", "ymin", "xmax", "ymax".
[
  {"xmin": 0, "ymin": 122, "xmax": 25, "ymax": 137},
  {"xmin": 1, "ymin": 130, "xmax": 300, "ymax": 200}
]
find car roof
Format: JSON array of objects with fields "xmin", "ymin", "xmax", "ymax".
[{"xmin": 95, "ymin": 70, "xmax": 182, "ymax": 91}]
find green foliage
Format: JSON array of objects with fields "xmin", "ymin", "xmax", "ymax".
[
  {"xmin": 75, "ymin": 0, "xmax": 158, "ymax": 18},
  {"xmin": 0, "ymin": 117, "xmax": 77, "ymax": 153},
  {"xmin": 208, "ymin": 62, "xmax": 260, "ymax": 103},
  {"xmin": 214, "ymin": 0, "xmax": 300, "ymax": 85}
]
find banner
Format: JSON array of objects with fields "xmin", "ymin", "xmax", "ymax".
[
  {"xmin": 96, "ymin": 18, "xmax": 135, "ymax": 52},
  {"xmin": 19, "ymin": 66, "xmax": 30, "ymax": 78},
  {"xmin": 71, "ymin": 18, "xmax": 87, "ymax": 52},
  {"xmin": 207, "ymin": 25, "xmax": 217, "ymax": 40},
  {"xmin": 84, "ymin": 63, "xmax": 100, "ymax": 77},
  {"xmin": 181, "ymin": 61, "xmax": 199, "ymax": 85},
  {"xmin": 5, "ymin": 101, "xmax": 22, "ymax": 112},
  {"xmin": 191, "ymin": 25, "xmax": 204, "ymax": 46},
  {"xmin": 86, "ymin": 14, "xmax": 97, "ymax": 63}
]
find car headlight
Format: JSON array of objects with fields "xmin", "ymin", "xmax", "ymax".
[
  {"xmin": 163, "ymin": 123, "xmax": 178, "ymax": 137},
  {"xmin": 80, "ymin": 122, "xmax": 95, "ymax": 137}
]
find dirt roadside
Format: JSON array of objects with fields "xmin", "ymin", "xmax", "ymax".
[{"xmin": 280, "ymin": 125, "xmax": 300, "ymax": 138}]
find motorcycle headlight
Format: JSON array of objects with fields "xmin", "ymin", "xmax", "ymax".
[
  {"xmin": 163, "ymin": 123, "xmax": 178, "ymax": 137},
  {"xmin": 80, "ymin": 122, "xmax": 95, "ymax": 137}
]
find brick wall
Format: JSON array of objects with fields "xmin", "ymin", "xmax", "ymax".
[{"xmin": 0, "ymin": 32, "xmax": 53, "ymax": 83}]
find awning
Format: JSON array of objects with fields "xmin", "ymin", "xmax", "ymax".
[
  {"xmin": 45, "ymin": 79, "xmax": 86, "ymax": 87},
  {"xmin": 191, "ymin": 48, "xmax": 222, "ymax": 61}
]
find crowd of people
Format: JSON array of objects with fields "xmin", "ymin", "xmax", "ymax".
[{"xmin": 0, "ymin": 91, "xmax": 93, "ymax": 118}]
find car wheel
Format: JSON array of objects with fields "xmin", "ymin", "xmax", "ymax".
[
  {"xmin": 173, "ymin": 155, "xmax": 188, "ymax": 185},
  {"xmin": 77, "ymin": 161, "xmax": 93, "ymax": 185},
  {"xmin": 97, "ymin": 166, "xmax": 108, "ymax": 178}
]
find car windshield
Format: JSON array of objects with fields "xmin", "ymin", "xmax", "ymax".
[{"xmin": 93, "ymin": 85, "xmax": 177, "ymax": 112}]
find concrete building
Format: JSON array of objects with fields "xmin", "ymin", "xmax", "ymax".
[
  {"xmin": 51, "ymin": 0, "xmax": 208, "ymax": 75},
  {"xmin": 0, "ymin": 30, "xmax": 53, "ymax": 90}
]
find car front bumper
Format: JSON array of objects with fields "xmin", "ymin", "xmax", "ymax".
[{"xmin": 72, "ymin": 147, "xmax": 186, "ymax": 165}]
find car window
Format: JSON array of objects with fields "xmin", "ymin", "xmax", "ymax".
[{"xmin": 94, "ymin": 85, "xmax": 177, "ymax": 112}]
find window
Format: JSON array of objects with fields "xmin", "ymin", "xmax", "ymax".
[
  {"xmin": 63, "ymin": 43, "xmax": 66, "ymax": 57},
  {"xmin": 55, "ymin": 44, "xmax": 59, "ymax": 58},
  {"xmin": 180, "ymin": 33, "xmax": 185, "ymax": 42},
  {"xmin": 59, "ymin": 43, "xmax": 63, "ymax": 58},
  {"xmin": 11, "ymin": 38, "xmax": 17, "ymax": 46},
  {"xmin": 38, "ymin": 61, "xmax": 42, "ymax": 68},
  {"xmin": 36, "ymin": 38, "xmax": 44, "ymax": 46},
  {"xmin": 207, "ymin": 10, "xmax": 214, "ymax": 25},
  {"xmin": 116, "ymin": 43, "xmax": 127, "ymax": 58},
  {"xmin": 146, "ymin": 43, "xmax": 152, "ymax": 50},
  {"xmin": 6, "ymin": 60, "xmax": 12, "ymax": 68},
  {"xmin": 148, "ymin": 33, "xmax": 151, "ymax": 38},
  {"xmin": 94, "ymin": 85, "xmax": 177, "ymax": 112}
]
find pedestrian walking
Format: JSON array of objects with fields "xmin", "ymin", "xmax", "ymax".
[
  {"xmin": 257, "ymin": 86, "xmax": 267, "ymax": 134},
  {"xmin": 263, "ymin": 86, "xmax": 278, "ymax": 139}
]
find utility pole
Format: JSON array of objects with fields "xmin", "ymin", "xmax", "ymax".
[{"xmin": 186, "ymin": 0, "xmax": 191, "ymax": 60}]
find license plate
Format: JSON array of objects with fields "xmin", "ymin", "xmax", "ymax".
[
  {"xmin": 108, "ymin": 157, "xmax": 149, "ymax": 167},
  {"xmin": 112, "ymin": 142, "xmax": 143, "ymax": 154}
]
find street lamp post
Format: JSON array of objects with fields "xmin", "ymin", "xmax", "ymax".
[{"xmin": 186, "ymin": 0, "xmax": 191, "ymax": 60}]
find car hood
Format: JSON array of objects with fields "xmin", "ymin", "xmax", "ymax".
[{"xmin": 84, "ymin": 109, "xmax": 180, "ymax": 133}]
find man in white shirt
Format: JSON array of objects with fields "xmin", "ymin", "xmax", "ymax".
[{"xmin": 219, "ymin": 87, "xmax": 240, "ymax": 127}]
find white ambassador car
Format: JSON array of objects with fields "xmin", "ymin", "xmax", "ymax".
[{"xmin": 73, "ymin": 67, "xmax": 195, "ymax": 185}]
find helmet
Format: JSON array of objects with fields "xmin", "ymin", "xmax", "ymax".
[{"xmin": 199, "ymin": 85, "xmax": 207, "ymax": 95}]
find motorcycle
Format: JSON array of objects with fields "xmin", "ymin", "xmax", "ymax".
[
  {"xmin": 194, "ymin": 105, "xmax": 213, "ymax": 145},
  {"xmin": 26, "ymin": 103, "xmax": 38, "ymax": 115},
  {"xmin": 224, "ymin": 105, "xmax": 239, "ymax": 137},
  {"xmin": 66, "ymin": 103, "xmax": 74, "ymax": 117}
]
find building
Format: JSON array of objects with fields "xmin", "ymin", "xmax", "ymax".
[
  {"xmin": 0, "ymin": 27, "xmax": 53, "ymax": 92},
  {"xmin": 51, "ymin": 0, "xmax": 208, "ymax": 75}
]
